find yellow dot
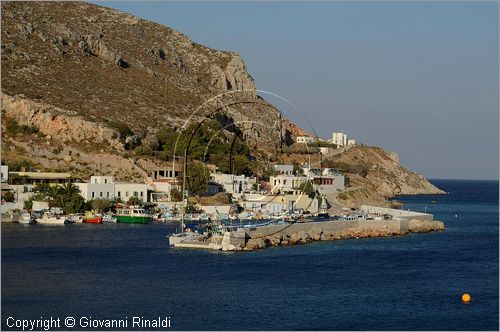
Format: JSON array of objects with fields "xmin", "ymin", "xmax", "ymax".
[{"xmin": 462, "ymin": 293, "xmax": 471, "ymax": 303}]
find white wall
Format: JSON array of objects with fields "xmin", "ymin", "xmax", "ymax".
[
  {"xmin": 273, "ymin": 165, "xmax": 294, "ymax": 175},
  {"xmin": 269, "ymin": 175, "xmax": 308, "ymax": 194},
  {"xmin": 211, "ymin": 173, "xmax": 255, "ymax": 194},
  {"xmin": 115, "ymin": 183, "xmax": 149, "ymax": 203},
  {"xmin": 90, "ymin": 176, "xmax": 114, "ymax": 184},
  {"xmin": 75, "ymin": 183, "xmax": 115, "ymax": 201},
  {"xmin": 296, "ymin": 136, "xmax": 315, "ymax": 144},
  {"xmin": 1, "ymin": 165, "xmax": 8, "ymax": 182},
  {"xmin": 332, "ymin": 132, "xmax": 347, "ymax": 146}
]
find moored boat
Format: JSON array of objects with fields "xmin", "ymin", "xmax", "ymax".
[
  {"xmin": 36, "ymin": 211, "xmax": 72, "ymax": 225},
  {"xmin": 102, "ymin": 214, "xmax": 117, "ymax": 223},
  {"xmin": 19, "ymin": 211, "xmax": 36, "ymax": 224},
  {"xmin": 83, "ymin": 211, "xmax": 102, "ymax": 224},
  {"xmin": 115, "ymin": 207, "xmax": 151, "ymax": 224},
  {"xmin": 168, "ymin": 231, "xmax": 206, "ymax": 246}
]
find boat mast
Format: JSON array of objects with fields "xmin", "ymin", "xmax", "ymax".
[{"xmin": 181, "ymin": 155, "xmax": 187, "ymax": 234}]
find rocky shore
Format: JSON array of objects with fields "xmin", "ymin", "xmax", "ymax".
[{"xmin": 211, "ymin": 219, "xmax": 445, "ymax": 252}]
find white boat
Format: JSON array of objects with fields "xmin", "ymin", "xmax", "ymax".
[
  {"xmin": 19, "ymin": 211, "xmax": 36, "ymax": 224},
  {"xmin": 36, "ymin": 211, "xmax": 72, "ymax": 225},
  {"xmin": 168, "ymin": 232, "xmax": 205, "ymax": 246},
  {"xmin": 68, "ymin": 214, "xmax": 83, "ymax": 223},
  {"xmin": 102, "ymin": 214, "xmax": 117, "ymax": 223}
]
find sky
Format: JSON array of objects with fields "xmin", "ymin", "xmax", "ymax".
[{"xmin": 98, "ymin": 1, "xmax": 498, "ymax": 180}]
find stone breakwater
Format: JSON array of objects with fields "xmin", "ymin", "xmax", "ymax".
[{"xmin": 214, "ymin": 219, "xmax": 445, "ymax": 252}]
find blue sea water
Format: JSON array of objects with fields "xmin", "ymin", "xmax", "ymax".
[{"xmin": 1, "ymin": 180, "xmax": 498, "ymax": 331}]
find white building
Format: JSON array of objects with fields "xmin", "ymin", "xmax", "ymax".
[
  {"xmin": 273, "ymin": 164, "xmax": 294, "ymax": 175},
  {"xmin": 241, "ymin": 193, "xmax": 319, "ymax": 214},
  {"xmin": 1, "ymin": 165, "xmax": 8, "ymax": 183},
  {"xmin": 8, "ymin": 171, "xmax": 76, "ymax": 210},
  {"xmin": 332, "ymin": 132, "xmax": 356, "ymax": 147},
  {"xmin": 319, "ymin": 147, "xmax": 333, "ymax": 156},
  {"xmin": 115, "ymin": 183, "xmax": 149, "ymax": 202},
  {"xmin": 151, "ymin": 178, "xmax": 180, "ymax": 202},
  {"xmin": 76, "ymin": 176, "xmax": 115, "ymax": 201},
  {"xmin": 301, "ymin": 166, "xmax": 346, "ymax": 192},
  {"xmin": 269, "ymin": 175, "xmax": 308, "ymax": 194},
  {"xmin": 210, "ymin": 173, "xmax": 255, "ymax": 194},
  {"xmin": 296, "ymin": 136, "xmax": 316, "ymax": 144},
  {"xmin": 332, "ymin": 132, "xmax": 348, "ymax": 146},
  {"xmin": 151, "ymin": 166, "xmax": 181, "ymax": 180},
  {"xmin": 75, "ymin": 176, "xmax": 151, "ymax": 203}
]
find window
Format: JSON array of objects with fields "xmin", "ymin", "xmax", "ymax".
[
  {"xmin": 92, "ymin": 192, "xmax": 95, "ymax": 198},
  {"xmin": 140, "ymin": 192, "xmax": 143, "ymax": 197},
  {"xmin": 107, "ymin": 192, "xmax": 110, "ymax": 198},
  {"xmin": 125, "ymin": 192, "xmax": 129, "ymax": 197},
  {"xmin": 133, "ymin": 191, "xmax": 138, "ymax": 197},
  {"xmin": 104, "ymin": 179, "xmax": 108, "ymax": 184},
  {"xmin": 100, "ymin": 192, "xmax": 103, "ymax": 197},
  {"xmin": 117, "ymin": 191, "xmax": 121, "ymax": 197}
]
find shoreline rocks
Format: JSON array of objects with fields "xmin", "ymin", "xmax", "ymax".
[{"xmin": 214, "ymin": 219, "xmax": 446, "ymax": 252}]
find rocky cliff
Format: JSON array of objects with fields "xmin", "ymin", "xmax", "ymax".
[
  {"xmin": 1, "ymin": 1, "xmax": 296, "ymax": 148},
  {"xmin": 326, "ymin": 145, "xmax": 445, "ymax": 208}
]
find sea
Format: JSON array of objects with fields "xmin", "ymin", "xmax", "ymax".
[{"xmin": 1, "ymin": 180, "xmax": 498, "ymax": 331}]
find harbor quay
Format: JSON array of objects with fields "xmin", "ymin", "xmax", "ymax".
[{"xmin": 173, "ymin": 208, "xmax": 446, "ymax": 251}]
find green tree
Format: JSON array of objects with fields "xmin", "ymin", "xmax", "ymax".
[
  {"xmin": 23, "ymin": 199, "xmax": 33, "ymax": 210},
  {"xmin": 6, "ymin": 160, "xmax": 34, "ymax": 172},
  {"xmin": 299, "ymin": 181, "xmax": 315, "ymax": 197},
  {"xmin": 127, "ymin": 196, "xmax": 142, "ymax": 206},
  {"xmin": 185, "ymin": 203, "xmax": 201, "ymax": 214},
  {"xmin": 184, "ymin": 160, "xmax": 210, "ymax": 196},
  {"xmin": 2, "ymin": 191, "xmax": 15, "ymax": 202},
  {"xmin": 62, "ymin": 195, "xmax": 86, "ymax": 214},
  {"xmin": 91, "ymin": 198, "xmax": 112, "ymax": 212},
  {"xmin": 112, "ymin": 197, "xmax": 123, "ymax": 205},
  {"xmin": 170, "ymin": 188, "xmax": 182, "ymax": 202},
  {"xmin": 47, "ymin": 185, "xmax": 63, "ymax": 207}
]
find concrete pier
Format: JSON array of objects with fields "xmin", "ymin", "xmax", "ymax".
[{"xmin": 171, "ymin": 213, "xmax": 445, "ymax": 251}]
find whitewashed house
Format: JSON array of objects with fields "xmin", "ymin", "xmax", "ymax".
[
  {"xmin": 210, "ymin": 173, "xmax": 255, "ymax": 194},
  {"xmin": 269, "ymin": 175, "xmax": 309, "ymax": 194},
  {"xmin": 273, "ymin": 164, "xmax": 294, "ymax": 175},
  {"xmin": 296, "ymin": 136, "xmax": 316, "ymax": 144},
  {"xmin": 76, "ymin": 176, "xmax": 151, "ymax": 203}
]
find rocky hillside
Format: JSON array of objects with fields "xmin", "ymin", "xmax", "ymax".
[
  {"xmin": 1, "ymin": 1, "xmax": 298, "ymax": 151},
  {"xmin": 325, "ymin": 146, "xmax": 445, "ymax": 208}
]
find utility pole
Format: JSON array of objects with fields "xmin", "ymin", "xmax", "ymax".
[{"xmin": 279, "ymin": 113, "xmax": 283, "ymax": 154}]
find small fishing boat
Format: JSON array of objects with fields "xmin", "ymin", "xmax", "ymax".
[
  {"xmin": 163, "ymin": 211, "xmax": 181, "ymax": 222},
  {"xmin": 115, "ymin": 207, "xmax": 151, "ymax": 224},
  {"xmin": 68, "ymin": 214, "xmax": 83, "ymax": 223},
  {"xmin": 83, "ymin": 211, "xmax": 102, "ymax": 224},
  {"xmin": 19, "ymin": 211, "xmax": 36, "ymax": 224},
  {"xmin": 37, "ymin": 211, "xmax": 72, "ymax": 225},
  {"xmin": 102, "ymin": 214, "xmax": 117, "ymax": 223},
  {"xmin": 168, "ymin": 231, "xmax": 206, "ymax": 246}
]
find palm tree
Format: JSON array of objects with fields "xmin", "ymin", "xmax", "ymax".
[
  {"xmin": 47, "ymin": 185, "xmax": 62, "ymax": 207},
  {"xmin": 58, "ymin": 183, "xmax": 83, "ymax": 214},
  {"xmin": 60, "ymin": 182, "xmax": 81, "ymax": 197}
]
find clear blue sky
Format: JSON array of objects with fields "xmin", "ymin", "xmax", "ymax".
[{"xmin": 98, "ymin": 1, "xmax": 498, "ymax": 180}]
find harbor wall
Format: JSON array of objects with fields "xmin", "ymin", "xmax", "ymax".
[
  {"xmin": 247, "ymin": 219, "xmax": 406, "ymax": 238},
  {"xmin": 360, "ymin": 205, "xmax": 433, "ymax": 221}
]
